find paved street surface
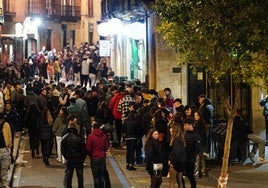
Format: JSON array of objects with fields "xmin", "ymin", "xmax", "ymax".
[{"xmin": 10, "ymin": 133, "xmax": 268, "ymax": 188}]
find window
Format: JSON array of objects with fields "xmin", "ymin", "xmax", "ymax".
[{"xmin": 88, "ymin": 0, "xmax": 93, "ymax": 17}]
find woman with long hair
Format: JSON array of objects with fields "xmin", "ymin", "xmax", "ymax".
[
  {"xmin": 145, "ymin": 129, "xmax": 165, "ymax": 188},
  {"xmin": 193, "ymin": 111, "xmax": 207, "ymax": 178},
  {"xmin": 151, "ymin": 108, "xmax": 168, "ymax": 143},
  {"xmin": 168, "ymin": 123, "xmax": 187, "ymax": 188},
  {"xmin": 52, "ymin": 106, "xmax": 69, "ymax": 163}
]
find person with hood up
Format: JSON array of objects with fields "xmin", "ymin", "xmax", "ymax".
[{"xmin": 86, "ymin": 120, "xmax": 109, "ymax": 188}]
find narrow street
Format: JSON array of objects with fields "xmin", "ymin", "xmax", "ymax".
[{"xmin": 11, "ymin": 133, "xmax": 217, "ymax": 188}]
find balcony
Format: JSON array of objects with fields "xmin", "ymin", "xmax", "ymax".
[
  {"xmin": 3, "ymin": 0, "xmax": 16, "ymax": 21},
  {"xmin": 27, "ymin": 2, "xmax": 80, "ymax": 22},
  {"xmin": 101, "ymin": 0, "xmax": 155, "ymax": 22}
]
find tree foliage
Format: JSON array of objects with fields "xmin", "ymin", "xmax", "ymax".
[
  {"xmin": 154, "ymin": 2, "xmax": 268, "ymax": 185},
  {"xmin": 154, "ymin": 0, "xmax": 268, "ymax": 87}
]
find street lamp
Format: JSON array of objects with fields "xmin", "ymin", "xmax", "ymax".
[{"xmin": 15, "ymin": 17, "xmax": 41, "ymax": 64}]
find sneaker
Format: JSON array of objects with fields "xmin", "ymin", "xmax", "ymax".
[
  {"xmin": 257, "ymin": 157, "xmax": 267, "ymax": 163},
  {"xmin": 249, "ymin": 152, "xmax": 255, "ymax": 163}
]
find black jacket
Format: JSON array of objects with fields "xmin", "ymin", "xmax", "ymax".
[
  {"xmin": 185, "ymin": 130, "xmax": 201, "ymax": 163},
  {"xmin": 145, "ymin": 139, "xmax": 165, "ymax": 175},
  {"xmin": 61, "ymin": 127, "xmax": 86, "ymax": 160},
  {"xmin": 168, "ymin": 137, "xmax": 187, "ymax": 169},
  {"xmin": 123, "ymin": 112, "xmax": 139, "ymax": 139},
  {"xmin": 38, "ymin": 117, "xmax": 53, "ymax": 140}
]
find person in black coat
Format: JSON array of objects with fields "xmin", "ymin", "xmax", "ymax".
[
  {"xmin": 229, "ymin": 110, "xmax": 249, "ymax": 163},
  {"xmin": 183, "ymin": 118, "xmax": 201, "ymax": 188},
  {"xmin": 193, "ymin": 111, "xmax": 207, "ymax": 178},
  {"xmin": 123, "ymin": 110, "xmax": 139, "ymax": 170},
  {"xmin": 145, "ymin": 129, "xmax": 165, "ymax": 188},
  {"xmin": 61, "ymin": 115, "xmax": 86, "ymax": 188},
  {"xmin": 38, "ymin": 108, "xmax": 54, "ymax": 165},
  {"xmin": 24, "ymin": 103, "xmax": 41, "ymax": 157},
  {"xmin": 168, "ymin": 122, "xmax": 187, "ymax": 188},
  {"xmin": 95, "ymin": 100, "xmax": 114, "ymax": 141}
]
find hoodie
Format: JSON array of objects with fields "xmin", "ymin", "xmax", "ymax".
[{"xmin": 85, "ymin": 128, "xmax": 109, "ymax": 159}]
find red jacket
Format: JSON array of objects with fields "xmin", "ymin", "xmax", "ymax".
[
  {"xmin": 85, "ymin": 129, "xmax": 109, "ymax": 159},
  {"xmin": 108, "ymin": 93, "xmax": 123, "ymax": 119}
]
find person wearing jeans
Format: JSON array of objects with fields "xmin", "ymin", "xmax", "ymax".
[
  {"xmin": 86, "ymin": 121, "xmax": 109, "ymax": 187},
  {"xmin": 61, "ymin": 115, "xmax": 86, "ymax": 188}
]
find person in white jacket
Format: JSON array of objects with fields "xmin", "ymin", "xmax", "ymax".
[{"xmin": 80, "ymin": 56, "xmax": 89, "ymax": 88}]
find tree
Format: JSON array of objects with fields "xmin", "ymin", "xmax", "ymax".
[{"xmin": 154, "ymin": 0, "xmax": 268, "ymax": 187}]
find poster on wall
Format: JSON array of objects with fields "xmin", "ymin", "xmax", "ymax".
[
  {"xmin": 99, "ymin": 40, "xmax": 110, "ymax": 57},
  {"xmin": 0, "ymin": 0, "xmax": 4, "ymax": 25}
]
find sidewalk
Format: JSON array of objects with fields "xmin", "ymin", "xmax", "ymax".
[
  {"xmin": 10, "ymin": 134, "xmax": 268, "ymax": 188},
  {"xmin": 112, "ymin": 147, "xmax": 268, "ymax": 188},
  {"xmin": 8, "ymin": 132, "xmax": 22, "ymax": 187},
  {"xmin": 112, "ymin": 148, "xmax": 216, "ymax": 188}
]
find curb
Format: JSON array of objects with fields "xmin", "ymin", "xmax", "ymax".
[{"xmin": 8, "ymin": 133, "xmax": 22, "ymax": 187}]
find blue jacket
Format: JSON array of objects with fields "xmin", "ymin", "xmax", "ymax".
[{"xmin": 260, "ymin": 98, "xmax": 268, "ymax": 117}]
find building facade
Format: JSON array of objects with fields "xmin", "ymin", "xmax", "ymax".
[{"xmin": 0, "ymin": 0, "xmax": 265, "ymax": 135}]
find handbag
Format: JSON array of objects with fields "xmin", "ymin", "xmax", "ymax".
[
  {"xmin": 46, "ymin": 109, "xmax": 54, "ymax": 126},
  {"xmin": 153, "ymin": 163, "xmax": 163, "ymax": 178},
  {"xmin": 153, "ymin": 163, "xmax": 163, "ymax": 171}
]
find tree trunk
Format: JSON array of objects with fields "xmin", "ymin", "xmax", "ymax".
[
  {"xmin": 217, "ymin": 115, "xmax": 233, "ymax": 188},
  {"xmin": 217, "ymin": 83, "xmax": 240, "ymax": 188}
]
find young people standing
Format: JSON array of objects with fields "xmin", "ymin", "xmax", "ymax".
[
  {"xmin": 145, "ymin": 129, "xmax": 165, "ymax": 188},
  {"xmin": 183, "ymin": 118, "xmax": 201, "ymax": 188}
]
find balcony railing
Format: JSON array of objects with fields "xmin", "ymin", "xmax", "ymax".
[
  {"xmin": 102, "ymin": 0, "xmax": 155, "ymax": 22},
  {"xmin": 3, "ymin": 0, "xmax": 16, "ymax": 17},
  {"xmin": 28, "ymin": 2, "xmax": 80, "ymax": 22}
]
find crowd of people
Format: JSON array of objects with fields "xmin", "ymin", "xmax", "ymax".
[{"xmin": 0, "ymin": 42, "xmax": 265, "ymax": 188}]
